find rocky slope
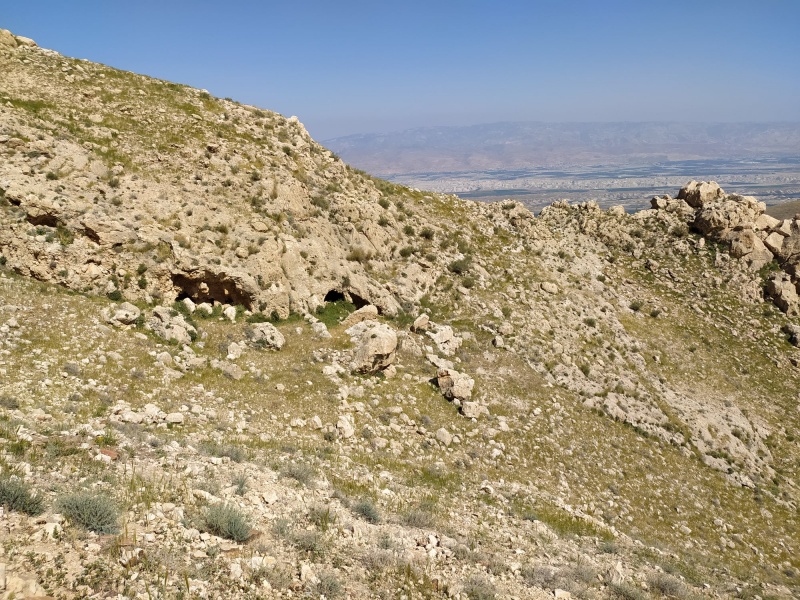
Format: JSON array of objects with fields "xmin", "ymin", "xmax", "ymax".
[{"xmin": 1, "ymin": 29, "xmax": 799, "ymax": 600}]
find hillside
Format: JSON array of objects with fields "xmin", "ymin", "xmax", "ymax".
[{"xmin": 1, "ymin": 30, "xmax": 799, "ymax": 600}]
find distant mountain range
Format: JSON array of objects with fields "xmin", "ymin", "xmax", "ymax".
[{"xmin": 325, "ymin": 122, "xmax": 800, "ymax": 175}]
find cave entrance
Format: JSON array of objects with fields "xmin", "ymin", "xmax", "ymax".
[
  {"xmin": 172, "ymin": 272, "xmax": 255, "ymax": 309},
  {"xmin": 324, "ymin": 290, "xmax": 345, "ymax": 303},
  {"xmin": 323, "ymin": 289, "xmax": 371, "ymax": 310},
  {"xmin": 349, "ymin": 292, "xmax": 369, "ymax": 309}
]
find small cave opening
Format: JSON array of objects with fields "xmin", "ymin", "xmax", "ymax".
[
  {"xmin": 323, "ymin": 289, "xmax": 372, "ymax": 310},
  {"xmin": 324, "ymin": 290, "xmax": 345, "ymax": 303},
  {"xmin": 349, "ymin": 292, "xmax": 370, "ymax": 309},
  {"xmin": 172, "ymin": 272, "xmax": 255, "ymax": 309}
]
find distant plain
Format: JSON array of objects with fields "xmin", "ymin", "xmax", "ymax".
[{"xmin": 327, "ymin": 122, "xmax": 800, "ymax": 213}]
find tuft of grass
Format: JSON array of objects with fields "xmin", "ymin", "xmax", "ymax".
[
  {"xmin": 203, "ymin": 503, "xmax": 252, "ymax": 542},
  {"xmin": 281, "ymin": 462, "xmax": 316, "ymax": 487},
  {"xmin": 291, "ymin": 529, "xmax": 328, "ymax": 556},
  {"xmin": 312, "ymin": 570, "xmax": 343, "ymax": 598},
  {"xmin": 0, "ymin": 478, "xmax": 45, "ymax": 516},
  {"xmin": 201, "ymin": 440, "xmax": 246, "ymax": 463},
  {"xmin": 647, "ymin": 572, "xmax": 687, "ymax": 598},
  {"xmin": 448, "ymin": 255, "xmax": 472, "ymax": 275},
  {"xmin": 353, "ymin": 498, "xmax": 381, "ymax": 523},
  {"xmin": 57, "ymin": 492, "xmax": 119, "ymax": 534},
  {"xmin": 309, "ymin": 505, "xmax": 337, "ymax": 532},
  {"xmin": 463, "ymin": 575, "xmax": 497, "ymax": 600},
  {"xmin": 609, "ymin": 583, "xmax": 648, "ymax": 600}
]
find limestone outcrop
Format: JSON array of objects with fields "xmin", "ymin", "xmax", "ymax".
[{"xmin": 346, "ymin": 321, "xmax": 397, "ymax": 374}]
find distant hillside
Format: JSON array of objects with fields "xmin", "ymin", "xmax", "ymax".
[{"xmin": 326, "ymin": 121, "xmax": 800, "ymax": 175}]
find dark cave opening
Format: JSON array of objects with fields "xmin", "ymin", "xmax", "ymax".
[
  {"xmin": 172, "ymin": 272, "xmax": 255, "ymax": 309},
  {"xmin": 324, "ymin": 290, "xmax": 345, "ymax": 303},
  {"xmin": 323, "ymin": 289, "xmax": 371, "ymax": 310}
]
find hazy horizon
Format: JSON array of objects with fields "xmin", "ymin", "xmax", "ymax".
[{"xmin": 3, "ymin": 1, "xmax": 799, "ymax": 140}]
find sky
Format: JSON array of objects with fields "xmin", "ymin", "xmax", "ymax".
[{"xmin": 3, "ymin": 1, "xmax": 800, "ymax": 140}]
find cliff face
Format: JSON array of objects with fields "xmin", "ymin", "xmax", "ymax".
[{"xmin": 1, "ymin": 30, "xmax": 799, "ymax": 600}]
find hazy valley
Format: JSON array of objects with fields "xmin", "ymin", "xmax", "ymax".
[{"xmin": 326, "ymin": 123, "xmax": 800, "ymax": 213}]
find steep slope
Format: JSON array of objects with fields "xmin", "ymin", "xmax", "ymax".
[{"xmin": 1, "ymin": 30, "xmax": 799, "ymax": 600}]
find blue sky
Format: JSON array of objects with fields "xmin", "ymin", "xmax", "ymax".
[{"xmin": 3, "ymin": 1, "xmax": 799, "ymax": 140}]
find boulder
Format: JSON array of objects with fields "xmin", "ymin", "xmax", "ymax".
[
  {"xmin": 693, "ymin": 195, "xmax": 764, "ymax": 236},
  {"xmin": 437, "ymin": 368, "xmax": 474, "ymax": 402},
  {"xmin": 412, "ymin": 313, "xmax": 430, "ymax": 332},
  {"xmin": 677, "ymin": 180, "xmax": 724, "ymax": 208},
  {"xmin": 103, "ymin": 302, "xmax": 141, "ymax": 326},
  {"xmin": 148, "ymin": 306, "xmax": 197, "ymax": 345},
  {"xmin": 461, "ymin": 401, "xmax": 489, "ymax": 419},
  {"xmin": 14, "ymin": 35, "xmax": 37, "ymax": 47},
  {"xmin": 754, "ymin": 213, "xmax": 781, "ymax": 231},
  {"xmin": 426, "ymin": 324, "xmax": 462, "ymax": 356},
  {"xmin": 435, "ymin": 427, "xmax": 453, "ymax": 446},
  {"xmin": 724, "ymin": 229, "xmax": 773, "ymax": 270},
  {"xmin": 223, "ymin": 306, "xmax": 237, "ymax": 322},
  {"xmin": 346, "ymin": 321, "xmax": 397, "ymax": 373},
  {"xmin": 650, "ymin": 195, "xmax": 693, "ymax": 216},
  {"xmin": 337, "ymin": 415, "xmax": 355, "ymax": 439},
  {"xmin": 341, "ymin": 304, "xmax": 379, "ymax": 328},
  {"xmin": 764, "ymin": 232, "xmax": 785, "ymax": 254},
  {"xmin": 0, "ymin": 29, "xmax": 18, "ymax": 49},
  {"xmin": 245, "ymin": 322, "xmax": 285, "ymax": 350},
  {"xmin": 766, "ymin": 273, "xmax": 800, "ymax": 315}
]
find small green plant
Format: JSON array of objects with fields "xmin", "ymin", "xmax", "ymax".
[
  {"xmin": 312, "ymin": 571, "xmax": 343, "ymax": 598},
  {"xmin": 201, "ymin": 441, "xmax": 246, "ymax": 463},
  {"xmin": 46, "ymin": 171, "xmax": 59, "ymax": 180},
  {"xmin": 399, "ymin": 246, "xmax": 414, "ymax": 258},
  {"xmin": 203, "ymin": 503, "xmax": 252, "ymax": 542},
  {"xmin": 107, "ymin": 290, "xmax": 123, "ymax": 302},
  {"xmin": 0, "ymin": 478, "xmax": 45, "ymax": 516},
  {"xmin": 420, "ymin": 226, "xmax": 435, "ymax": 240},
  {"xmin": 346, "ymin": 247, "xmax": 372, "ymax": 263},
  {"xmin": 309, "ymin": 505, "xmax": 337, "ymax": 532},
  {"xmin": 448, "ymin": 255, "xmax": 472, "ymax": 274},
  {"xmin": 629, "ymin": 299, "xmax": 643, "ymax": 312},
  {"xmin": 310, "ymin": 195, "xmax": 330, "ymax": 210},
  {"xmin": 353, "ymin": 498, "xmax": 380, "ymax": 523},
  {"xmin": 291, "ymin": 529, "xmax": 327, "ymax": 556},
  {"xmin": 232, "ymin": 474, "xmax": 247, "ymax": 496},
  {"xmin": 57, "ymin": 492, "xmax": 119, "ymax": 534},
  {"xmin": 463, "ymin": 575, "xmax": 497, "ymax": 600},
  {"xmin": 647, "ymin": 572, "xmax": 687, "ymax": 598},
  {"xmin": 584, "ymin": 317, "xmax": 597, "ymax": 327},
  {"xmin": 378, "ymin": 198, "xmax": 390, "ymax": 209},
  {"xmin": 281, "ymin": 463, "xmax": 316, "ymax": 486}
]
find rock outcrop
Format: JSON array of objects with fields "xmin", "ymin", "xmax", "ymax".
[
  {"xmin": 244, "ymin": 322, "xmax": 285, "ymax": 350},
  {"xmin": 147, "ymin": 306, "xmax": 197, "ymax": 345},
  {"xmin": 346, "ymin": 321, "xmax": 397, "ymax": 374}
]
